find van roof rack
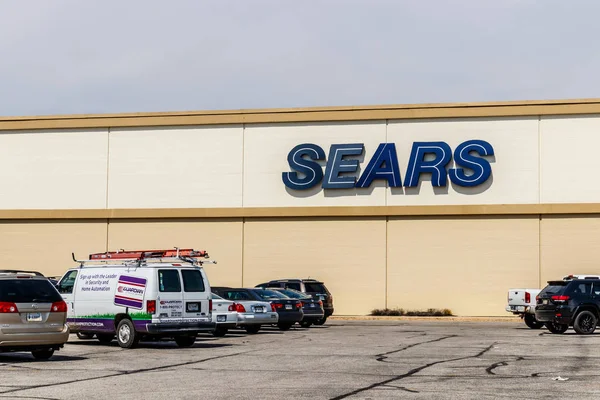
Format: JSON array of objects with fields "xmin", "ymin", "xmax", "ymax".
[
  {"xmin": 72, "ymin": 247, "xmax": 217, "ymax": 267},
  {"xmin": 0, "ymin": 270, "xmax": 45, "ymax": 277}
]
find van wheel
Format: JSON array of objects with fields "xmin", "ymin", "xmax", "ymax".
[
  {"xmin": 245, "ymin": 325, "xmax": 260, "ymax": 334},
  {"xmin": 573, "ymin": 311, "xmax": 597, "ymax": 334},
  {"xmin": 31, "ymin": 349, "xmax": 54, "ymax": 360},
  {"xmin": 174, "ymin": 335, "xmax": 196, "ymax": 347},
  {"xmin": 116, "ymin": 319, "xmax": 140, "ymax": 349},
  {"xmin": 524, "ymin": 314, "xmax": 544, "ymax": 329},
  {"xmin": 77, "ymin": 332, "xmax": 95, "ymax": 339},
  {"xmin": 212, "ymin": 327, "xmax": 228, "ymax": 337},
  {"xmin": 97, "ymin": 334, "xmax": 114, "ymax": 344},
  {"xmin": 546, "ymin": 322, "xmax": 569, "ymax": 334}
]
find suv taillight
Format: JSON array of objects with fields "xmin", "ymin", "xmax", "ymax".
[
  {"xmin": 0, "ymin": 302, "xmax": 18, "ymax": 313},
  {"xmin": 235, "ymin": 303, "xmax": 246, "ymax": 313},
  {"xmin": 525, "ymin": 292, "xmax": 530, "ymax": 303},
  {"xmin": 551, "ymin": 295, "xmax": 570, "ymax": 302},
  {"xmin": 50, "ymin": 301, "xmax": 67, "ymax": 312},
  {"xmin": 147, "ymin": 300, "xmax": 156, "ymax": 314}
]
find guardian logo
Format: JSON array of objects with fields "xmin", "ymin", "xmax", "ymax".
[{"xmin": 282, "ymin": 140, "xmax": 494, "ymax": 191}]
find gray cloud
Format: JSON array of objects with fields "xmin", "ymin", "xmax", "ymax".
[{"xmin": 1, "ymin": 0, "xmax": 599, "ymax": 116}]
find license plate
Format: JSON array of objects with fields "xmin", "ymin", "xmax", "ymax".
[
  {"xmin": 217, "ymin": 315, "xmax": 226, "ymax": 322},
  {"xmin": 254, "ymin": 306, "xmax": 264, "ymax": 313},
  {"xmin": 310, "ymin": 303, "xmax": 315, "ymax": 308},
  {"xmin": 285, "ymin": 304, "xmax": 292, "ymax": 310},
  {"xmin": 27, "ymin": 313, "xmax": 42, "ymax": 322},
  {"xmin": 543, "ymin": 299, "xmax": 548, "ymax": 304},
  {"xmin": 187, "ymin": 303, "xmax": 199, "ymax": 312}
]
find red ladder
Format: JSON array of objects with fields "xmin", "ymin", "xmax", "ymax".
[{"xmin": 89, "ymin": 248, "xmax": 208, "ymax": 260}]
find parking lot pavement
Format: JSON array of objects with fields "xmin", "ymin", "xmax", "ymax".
[{"xmin": 1, "ymin": 320, "xmax": 600, "ymax": 400}]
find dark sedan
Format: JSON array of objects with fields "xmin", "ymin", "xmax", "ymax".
[
  {"xmin": 212, "ymin": 287, "xmax": 304, "ymax": 331},
  {"xmin": 261, "ymin": 287, "xmax": 324, "ymax": 328}
]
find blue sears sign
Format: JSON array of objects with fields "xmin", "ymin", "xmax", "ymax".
[{"xmin": 282, "ymin": 140, "xmax": 494, "ymax": 190}]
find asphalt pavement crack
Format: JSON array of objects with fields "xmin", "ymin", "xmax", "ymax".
[
  {"xmin": 376, "ymin": 335, "xmax": 457, "ymax": 362},
  {"xmin": 330, "ymin": 342, "xmax": 496, "ymax": 400},
  {"xmin": 485, "ymin": 361, "xmax": 508, "ymax": 375}
]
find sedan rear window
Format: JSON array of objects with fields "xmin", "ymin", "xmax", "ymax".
[
  {"xmin": 0, "ymin": 279, "xmax": 63, "ymax": 303},
  {"xmin": 181, "ymin": 270, "xmax": 205, "ymax": 292},
  {"xmin": 253, "ymin": 289, "xmax": 288, "ymax": 300}
]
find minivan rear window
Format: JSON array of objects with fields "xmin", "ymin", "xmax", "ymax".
[
  {"xmin": 0, "ymin": 279, "xmax": 63, "ymax": 303},
  {"xmin": 181, "ymin": 270, "xmax": 205, "ymax": 292},
  {"xmin": 304, "ymin": 282, "xmax": 326, "ymax": 293},
  {"xmin": 158, "ymin": 270, "xmax": 181, "ymax": 292}
]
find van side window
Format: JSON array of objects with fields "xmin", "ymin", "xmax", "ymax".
[
  {"xmin": 158, "ymin": 270, "xmax": 182, "ymax": 292},
  {"xmin": 58, "ymin": 270, "xmax": 78, "ymax": 294},
  {"xmin": 181, "ymin": 270, "xmax": 205, "ymax": 292}
]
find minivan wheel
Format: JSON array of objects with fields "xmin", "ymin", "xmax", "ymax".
[
  {"xmin": 573, "ymin": 311, "xmax": 598, "ymax": 334},
  {"xmin": 116, "ymin": 319, "xmax": 140, "ymax": 349},
  {"xmin": 174, "ymin": 335, "xmax": 196, "ymax": 347},
  {"xmin": 97, "ymin": 334, "xmax": 115, "ymax": 344},
  {"xmin": 31, "ymin": 349, "xmax": 54, "ymax": 360},
  {"xmin": 524, "ymin": 314, "xmax": 544, "ymax": 329},
  {"xmin": 546, "ymin": 322, "xmax": 569, "ymax": 334}
]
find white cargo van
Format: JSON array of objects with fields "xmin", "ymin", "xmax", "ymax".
[{"xmin": 56, "ymin": 248, "xmax": 216, "ymax": 349}]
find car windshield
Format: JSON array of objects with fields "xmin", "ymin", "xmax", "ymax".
[
  {"xmin": 304, "ymin": 282, "xmax": 327, "ymax": 293},
  {"xmin": 0, "ymin": 279, "xmax": 63, "ymax": 303},
  {"xmin": 253, "ymin": 289, "xmax": 288, "ymax": 300},
  {"xmin": 540, "ymin": 281, "xmax": 568, "ymax": 296},
  {"xmin": 276, "ymin": 289, "xmax": 310, "ymax": 299}
]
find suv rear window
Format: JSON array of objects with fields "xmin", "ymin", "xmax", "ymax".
[
  {"xmin": 540, "ymin": 281, "xmax": 568, "ymax": 296},
  {"xmin": 0, "ymin": 279, "xmax": 62, "ymax": 303},
  {"xmin": 181, "ymin": 270, "xmax": 205, "ymax": 292},
  {"xmin": 304, "ymin": 282, "xmax": 327, "ymax": 293}
]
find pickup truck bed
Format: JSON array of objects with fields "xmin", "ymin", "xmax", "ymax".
[{"xmin": 506, "ymin": 288, "xmax": 544, "ymax": 329}]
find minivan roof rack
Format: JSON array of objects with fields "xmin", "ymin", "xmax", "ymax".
[
  {"xmin": 0, "ymin": 270, "xmax": 44, "ymax": 277},
  {"xmin": 72, "ymin": 247, "xmax": 217, "ymax": 267}
]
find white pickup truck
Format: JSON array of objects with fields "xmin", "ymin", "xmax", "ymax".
[{"xmin": 506, "ymin": 274, "xmax": 600, "ymax": 329}]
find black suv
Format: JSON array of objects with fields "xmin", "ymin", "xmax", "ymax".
[
  {"xmin": 535, "ymin": 277, "xmax": 600, "ymax": 334},
  {"xmin": 255, "ymin": 279, "xmax": 333, "ymax": 325}
]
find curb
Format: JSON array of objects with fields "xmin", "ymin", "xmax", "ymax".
[{"xmin": 329, "ymin": 315, "xmax": 522, "ymax": 323}]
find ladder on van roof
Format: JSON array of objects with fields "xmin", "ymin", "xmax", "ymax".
[{"xmin": 72, "ymin": 247, "xmax": 216, "ymax": 267}]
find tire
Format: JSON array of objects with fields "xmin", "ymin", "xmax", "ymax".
[
  {"xmin": 546, "ymin": 322, "xmax": 569, "ymax": 334},
  {"xmin": 524, "ymin": 314, "xmax": 544, "ymax": 329},
  {"xmin": 573, "ymin": 310, "xmax": 598, "ymax": 334},
  {"xmin": 77, "ymin": 332, "xmax": 95, "ymax": 339},
  {"xmin": 277, "ymin": 323, "xmax": 292, "ymax": 331},
  {"xmin": 116, "ymin": 319, "xmax": 140, "ymax": 349},
  {"xmin": 314, "ymin": 317, "xmax": 327, "ymax": 326},
  {"xmin": 300, "ymin": 321, "xmax": 312, "ymax": 328},
  {"xmin": 174, "ymin": 335, "xmax": 196, "ymax": 347},
  {"xmin": 97, "ymin": 334, "xmax": 115, "ymax": 344},
  {"xmin": 244, "ymin": 325, "xmax": 261, "ymax": 334},
  {"xmin": 212, "ymin": 327, "xmax": 228, "ymax": 337},
  {"xmin": 31, "ymin": 349, "xmax": 54, "ymax": 360}
]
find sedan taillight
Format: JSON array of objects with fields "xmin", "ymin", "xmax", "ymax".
[
  {"xmin": 228, "ymin": 303, "xmax": 237, "ymax": 312},
  {"xmin": 236, "ymin": 303, "xmax": 246, "ymax": 313}
]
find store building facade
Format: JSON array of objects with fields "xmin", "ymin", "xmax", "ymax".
[{"xmin": 2, "ymin": 99, "xmax": 600, "ymax": 316}]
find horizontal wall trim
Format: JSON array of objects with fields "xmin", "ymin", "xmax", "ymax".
[
  {"xmin": 2, "ymin": 98, "xmax": 600, "ymax": 131},
  {"xmin": 1, "ymin": 204, "xmax": 600, "ymax": 220}
]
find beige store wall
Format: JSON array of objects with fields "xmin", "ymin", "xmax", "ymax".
[
  {"xmin": 0, "ymin": 220, "xmax": 107, "ymax": 278},
  {"xmin": 106, "ymin": 219, "xmax": 244, "ymax": 287},
  {"xmin": 387, "ymin": 216, "xmax": 540, "ymax": 316},
  {"xmin": 242, "ymin": 217, "xmax": 387, "ymax": 315},
  {"xmin": 540, "ymin": 216, "xmax": 600, "ymax": 283}
]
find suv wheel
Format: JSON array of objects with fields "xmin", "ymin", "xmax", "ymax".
[
  {"xmin": 116, "ymin": 319, "xmax": 140, "ymax": 349},
  {"xmin": 524, "ymin": 314, "xmax": 544, "ymax": 329},
  {"xmin": 31, "ymin": 349, "xmax": 54, "ymax": 360},
  {"xmin": 573, "ymin": 311, "xmax": 598, "ymax": 334},
  {"xmin": 546, "ymin": 322, "xmax": 569, "ymax": 334},
  {"xmin": 314, "ymin": 317, "xmax": 327, "ymax": 326}
]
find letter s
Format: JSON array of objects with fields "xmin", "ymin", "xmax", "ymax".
[
  {"xmin": 282, "ymin": 143, "xmax": 326, "ymax": 190},
  {"xmin": 449, "ymin": 140, "xmax": 495, "ymax": 187}
]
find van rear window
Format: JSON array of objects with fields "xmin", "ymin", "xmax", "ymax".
[
  {"xmin": 181, "ymin": 270, "xmax": 205, "ymax": 292},
  {"xmin": 158, "ymin": 270, "xmax": 181, "ymax": 292},
  {"xmin": 0, "ymin": 279, "xmax": 63, "ymax": 303}
]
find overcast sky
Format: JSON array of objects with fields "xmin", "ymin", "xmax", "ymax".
[{"xmin": 1, "ymin": 0, "xmax": 598, "ymax": 116}]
